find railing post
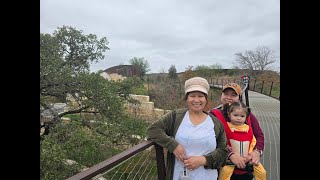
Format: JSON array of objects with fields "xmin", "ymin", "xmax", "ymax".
[
  {"xmin": 245, "ymin": 82, "xmax": 250, "ymax": 107},
  {"xmin": 179, "ymin": 78, "xmax": 182, "ymax": 99},
  {"xmin": 148, "ymin": 76, "xmax": 150, "ymax": 97},
  {"xmin": 261, "ymin": 81, "xmax": 264, "ymax": 93},
  {"xmin": 269, "ymin": 81, "xmax": 274, "ymax": 96},
  {"xmin": 155, "ymin": 144, "xmax": 166, "ymax": 180}
]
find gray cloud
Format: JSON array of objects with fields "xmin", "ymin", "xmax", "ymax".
[{"xmin": 41, "ymin": 0, "xmax": 280, "ymax": 73}]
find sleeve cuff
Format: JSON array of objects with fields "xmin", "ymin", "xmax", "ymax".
[
  {"xmin": 166, "ymin": 140, "xmax": 179, "ymax": 153},
  {"xmin": 227, "ymin": 152, "xmax": 234, "ymax": 159}
]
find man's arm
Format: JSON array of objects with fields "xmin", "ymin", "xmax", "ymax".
[{"xmin": 250, "ymin": 113, "xmax": 264, "ymax": 152}]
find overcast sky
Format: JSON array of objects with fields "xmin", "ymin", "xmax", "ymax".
[{"xmin": 40, "ymin": 0, "xmax": 280, "ymax": 73}]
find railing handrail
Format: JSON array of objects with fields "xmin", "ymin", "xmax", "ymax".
[
  {"xmin": 66, "ymin": 141, "xmax": 156, "ymax": 180},
  {"xmin": 207, "ymin": 77, "xmax": 279, "ymax": 100}
]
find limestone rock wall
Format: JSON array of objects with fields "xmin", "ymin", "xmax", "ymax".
[{"xmin": 124, "ymin": 94, "xmax": 172, "ymax": 123}]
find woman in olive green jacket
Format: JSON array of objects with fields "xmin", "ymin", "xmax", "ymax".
[{"xmin": 147, "ymin": 77, "xmax": 228, "ymax": 180}]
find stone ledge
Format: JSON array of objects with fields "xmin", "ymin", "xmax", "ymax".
[{"xmin": 129, "ymin": 94, "xmax": 150, "ymax": 103}]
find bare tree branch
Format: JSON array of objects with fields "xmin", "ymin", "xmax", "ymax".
[{"xmin": 234, "ymin": 46, "xmax": 277, "ymax": 71}]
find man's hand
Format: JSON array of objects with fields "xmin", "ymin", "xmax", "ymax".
[
  {"xmin": 248, "ymin": 150, "xmax": 261, "ymax": 165},
  {"xmin": 229, "ymin": 153, "xmax": 247, "ymax": 169}
]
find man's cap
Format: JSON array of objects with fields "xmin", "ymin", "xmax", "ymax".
[{"xmin": 222, "ymin": 83, "xmax": 241, "ymax": 95}]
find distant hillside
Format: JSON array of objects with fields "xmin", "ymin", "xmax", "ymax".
[{"xmin": 146, "ymin": 69, "xmax": 279, "ymax": 82}]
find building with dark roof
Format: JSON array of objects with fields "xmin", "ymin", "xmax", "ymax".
[{"xmin": 103, "ymin": 65, "xmax": 140, "ymax": 77}]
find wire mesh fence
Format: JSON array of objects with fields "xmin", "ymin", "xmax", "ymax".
[{"xmin": 98, "ymin": 146, "xmax": 160, "ymax": 180}]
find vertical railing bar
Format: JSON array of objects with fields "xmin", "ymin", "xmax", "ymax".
[
  {"xmin": 269, "ymin": 81, "xmax": 274, "ymax": 96},
  {"xmin": 154, "ymin": 144, "xmax": 165, "ymax": 180}
]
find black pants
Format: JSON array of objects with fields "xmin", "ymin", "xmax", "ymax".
[{"xmin": 230, "ymin": 173, "xmax": 254, "ymax": 180}]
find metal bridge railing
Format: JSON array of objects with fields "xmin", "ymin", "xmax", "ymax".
[{"xmin": 66, "ymin": 141, "xmax": 165, "ymax": 180}]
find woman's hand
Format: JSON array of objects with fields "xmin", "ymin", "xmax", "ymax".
[
  {"xmin": 173, "ymin": 144, "xmax": 186, "ymax": 162},
  {"xmin": 183, "ymin": 156, "xmax": 206, "ymax": 171},
  {"xmin": 229, "ymin": 153, "xmax": 247, "ymax": 169}
]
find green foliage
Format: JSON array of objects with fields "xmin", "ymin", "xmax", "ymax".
[
  {"xmin": 40, "ymin": 139, "xmax": 82, "ymax": 180},
  {"xmin": 193, "ymin": 63, "xmax": 224, "ymax": 77},
  {"xmin": 131, "ymin": 86, "xmax": 148, "ymax": 95},
  {"xmin": 270, "ymin": 82, "xmax": 280, "ymax": 98},
  {"xmin": 168, "ymin": 65, "xmax": 177, "ymax": 79},
  {"xmin": 194, "ymin": 65, "xmax": 210, "ymax": 71},
  {"xmin": 40, "ymin": 121, "xmax": 117, "ymax": 179},
  {"xmin": 93, "ymin": 115, "xmax": 148, "ymax": 146},
  {"xmin": 41, "ymin": 113, "xmax": 148, "ymax": 179},
  {"xmin": 46, "ymin": 121, "xmax": 112, "ymax": 164},
  {"xmin": 54, "ymin": 26, "xmax": 109, "ymax": 67},
  {"xmin": 116, "ymin": 76, "xmax": 148, "ymax": 97},
  {"xmin": 129, "ymin": 57, "xmax": 150, "ymax": 78},
  {"xmin": 63, "ymin": 114, "xmax": 81, "ymax": 121},
  {"xmin": 194, "ymin": 65, "xmax": 212, "ymax": 77},
  {"xmin": 40, "ymin": 26, "xmax": 113, "ymax": 121},
  {"xmin": 209, "ymin": 63, "xmax": 223, "ymax": 69},
  {"xmin": 40, "ymin": 26, "xmax": 152, "ymax": 179},
  {"xmin": 77, "ymin": 73, "xmax": 124, "ymax": 119}
]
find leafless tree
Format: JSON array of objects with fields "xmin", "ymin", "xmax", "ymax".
[{"xmin": 234, "ymin": 46, "xmax": 277, "ymax": 71}]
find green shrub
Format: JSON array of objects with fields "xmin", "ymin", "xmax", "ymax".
[
  {"xmin": 40, "ymin": 138, "xmax": 82, "ymax": 180},
  {"xmin": 131, "ymin": 86, "xmax": 148, "ymax": 95},
  {"xmin": 63, "ymin": 114, "xmax": 81, "ymax": 121},
  {"xmin": 40, "ymin": 121, "xmax": 113, "ymax": 179}
]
